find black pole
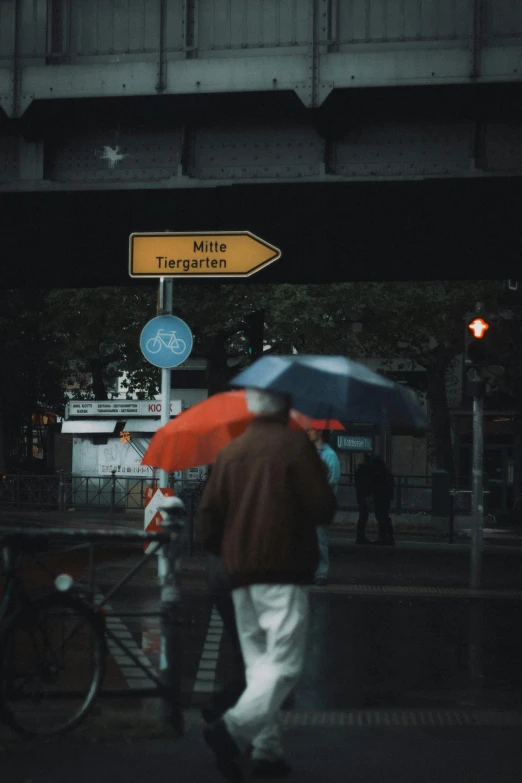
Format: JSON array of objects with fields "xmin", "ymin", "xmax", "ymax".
[
  {"xmin": 110, "ymin": 470, "xmax": 116, "ymax": 514},
  {"xmin": 59, "ymin": 473, "xmax": 65, "ymax": 512},
  {"xmin": 88, "ymin": 543, "xmax": 95, "ymax": 598},
  {"xmin": 156, "ymin": 497, "xmax": 185, "ymax": 735},
  {"xmin": 187, "ymin": 493, "xmax": 194, "ymax": 558},
  {"xmin": 470, "ymin": 382, "xmax": 485, "ymax": 589},
  {"xmin": 448, "ymin": 490, "xmax": 455, "ymax": 544}
]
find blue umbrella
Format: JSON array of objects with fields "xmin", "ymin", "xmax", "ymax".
[{"xmin": 230, "ymin": 355, "xmax": 429, "ymax": 429}]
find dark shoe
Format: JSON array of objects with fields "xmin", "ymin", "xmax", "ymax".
[
  {"xmin": 202, "ymin": 706, "xmax": 222, "ymax": 724},
  {"xmin": 251, "ymin": 758, "xmax": 293, "ymax": 778},
  {"xmin": 281, "ymin": 691, "xmax": 295, "ymax": 710},
  {"xmin": 355, "ymin": 537, "xmax": 372, "ymax": 545},
  {"xmin": 215, "ymin": 758, "xmax": 247, "ymax": 783},
  {"xmin": 314, "ymin": 577, "xmax": 328, "ymax": 586},
  {"xmin": 204, "ymin": 719, "xmax": 242, "ymax": 761}
]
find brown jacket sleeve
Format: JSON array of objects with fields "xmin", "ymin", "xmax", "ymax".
[
  {"xmin": 196, "ymin": 458, "xmax": 228, "ymax": 555},
  {"xmin": 289, "ymin": 435, "xmax": 337, "ymax": 527}
]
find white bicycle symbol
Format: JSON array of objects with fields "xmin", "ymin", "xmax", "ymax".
[{"xmin": 146, "ymin": 329, "xmax": 187, "ymax": 355}]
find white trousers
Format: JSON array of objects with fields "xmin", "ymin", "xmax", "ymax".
[{"xmin": 223, "ymin": 584, "xmax": 309, "ymax": 761}]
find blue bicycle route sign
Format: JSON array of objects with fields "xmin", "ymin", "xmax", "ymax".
[{"xmin": 140, "ymin": 315, "xmax": 193, "ymax": 368}]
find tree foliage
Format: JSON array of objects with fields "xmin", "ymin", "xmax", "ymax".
[
  {"xmin": 348, "ymin": 281, "xmax": 502, "ymax": 476},
  {"xmin": 45, "ymin": 286, "xmax": 157, "ymax": 399},
  {"xmin": 0, "ymin": 290, "xmax": 66, "ymax": 470},
  {"xmin": 257, "ymin": 280, "xmax": 502, "ymax": 476},
  {"xmin": 0, "ymin": 279, "xmax": 513, "ymax": 478}
]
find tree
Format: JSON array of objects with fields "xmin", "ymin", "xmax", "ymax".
[
  {"xmin": 491, "ymin": 303, "xmax": 522, "ymax": 513},
  {"xmin": 109, "ymin": 279, "xmax": 501, "ymax": 478},
  {"xmin": 45, "ymin": 283, "xmax": 276, "ymax": 401},
  {"xmin": 256, "ymin": 281, "xmax": 501, "ymax": 477},
  {"xmin": 39, "ymin": 279, "xmax": 506, "ymax": 481},
  {"xmin": 45, "ymin": 287, "xmax": 157, "ymax": 399},
  {"xmin": 355, "ymin": 281, "xmax": 505, "ymax": 476},
  {"xmin": 0, "ymin": 290, "xmax": 66, "ymax": 471},
  {"xmin": 117, "ymin": 282, "xmax": 277, "ymax": 397},
  {"xmin": 44, "ymin": 282, "xmax": 363, "ymax": 405}
]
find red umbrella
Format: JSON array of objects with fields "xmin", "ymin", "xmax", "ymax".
[
  {"xmin": 141, "ymin": 390, "xmax": 344, "ymax": 472},
  {"xmin": 290, "ymin": 411, "xmax": 346, "ymax": 432}
]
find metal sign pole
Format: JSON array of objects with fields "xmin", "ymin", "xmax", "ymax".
[
  {"xmin": 158, "ymin": 277, "xmax": 173, "ymax": 489},
  {"xmin": 154, "ymin": 276, "xmax": 182, "ymax": 717},
  {"xmin": 470, "ymin": 379, "xmax": 484, "ymax": 590}
]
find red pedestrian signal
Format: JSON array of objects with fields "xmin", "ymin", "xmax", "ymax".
[
  {"xmin": 466, "ymin": 315, "xmax": 494, "ymax": 368},
  {"xmin": 468, "ymin": 317, "xmax": 489, "ymax": 338}
]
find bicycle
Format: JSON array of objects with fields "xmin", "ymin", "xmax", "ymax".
[
  {"xmin": 0, "ymin": 502, "xmax": 185, "ymax": 738},
  {"xmin": 146, "ymin": 329, "xmax": 186, "ymax": 355},
  {"xmin": 0, "ymin": 532, "xmax": 106, "ymax": 738}
]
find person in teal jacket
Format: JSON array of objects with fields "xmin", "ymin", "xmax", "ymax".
[{"xmin": 307, "ymin": 428, "xmax": 341, "ymax": 585}]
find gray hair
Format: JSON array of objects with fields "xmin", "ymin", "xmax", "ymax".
[{"xmin": 245, "ymin": 387, "xmax": 289, "ymax": 416}]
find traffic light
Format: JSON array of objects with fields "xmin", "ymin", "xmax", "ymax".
[
  {"xmin": 465, "ymin": 312, "xmax": 505, "ymax": 397},
  {"xmin": 244, "ymin": 309, "xmax": 265, "ymax": 360},
  {"xmin": 466, "ymin": 315, "xmax": 491, "ymax": 366}
]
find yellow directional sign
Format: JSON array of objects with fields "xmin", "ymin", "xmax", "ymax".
[{"xmin": 129, "ymin": 231, "xmax": 281, "ymax": 278}]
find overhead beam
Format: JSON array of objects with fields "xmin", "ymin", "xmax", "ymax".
[
  {"xmin": 1, "ymin": 0, "xmax": 522, "ymax": 117},
  {"xmin": 2, "ymin": 43, "xmax": 521, "ymax": 119},
  {"xmin": 2, "ymin": 110, "xmax": 522, "ymax": 192}
]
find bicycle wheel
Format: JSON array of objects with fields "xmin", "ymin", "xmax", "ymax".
[
  {"xmin": 171, "ymin": 338, "xmax": 186, "ymax": 355},
  {"xmin": 146, "ymin": 337, "xmax": 162, "ymax": 354},
  {"xmin": 0, "ymin": 592, "xmax": 106, "ymax": 737}
]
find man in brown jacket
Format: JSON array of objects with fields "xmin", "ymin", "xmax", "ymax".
[{"xmin": 197, "ymin": 387, "xmax": 336, "ymax": 781}]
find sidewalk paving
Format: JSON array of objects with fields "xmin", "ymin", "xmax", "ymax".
[
  {"xmin": 2, "ymin": 714, "xmax": 522, "ymax": 783},
  {"xmin": 3, "ymin": 507, "xmax": 522, "ymax": 591},
  {"xmin": 2, "ymin": 506, "xmax": 522, "ymax": 543},
  {"xmin": 2, "ymin": 509, "xmax": 522, "ymax": 780}
]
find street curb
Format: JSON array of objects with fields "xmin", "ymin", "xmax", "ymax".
[
  {"xmin": 3, "ymin": 511, "xmax": 522, "ymax": 547},
  {"xmin": 3, "ymin": 707, "xmax": 522, "ymax": 747}
]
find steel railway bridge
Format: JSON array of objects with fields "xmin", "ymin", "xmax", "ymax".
[{"xmin": 1, "ymin": 1, "xmax": 522, "ymax": 286}]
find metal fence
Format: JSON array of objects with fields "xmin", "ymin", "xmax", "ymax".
[
  {"xmin": 0, "ymin": 473, "xmax": 154, "ymax": 512},
  {"xmin": 69, "ymin": 475, "xmax": 151, "ymax": 511},
  {"xmin": 0, "ymin": 473, "xmax": 439, "ymax": 514},
  {"xmin": 0, "ymin": 473, "xmax": 207, "ymax": 516},
  {"xmin": 0, "ymin": 473, "xmax": 63, "ymax": 509},
  {"xmin": 0, "ymin": 471, "xmax": 477, "ymax": 553},
  {"xmin": 337, "ymin": 474, "xmax": 434, "ymax": 515}
]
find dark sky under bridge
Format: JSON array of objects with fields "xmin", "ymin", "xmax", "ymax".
[{"xmin": 1, "ymin": 176, "xmax": 520, "ymax": 289}]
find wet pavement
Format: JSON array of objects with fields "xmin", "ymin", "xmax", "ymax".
[
  {"xmin": 326, "ymin": 540, "xmax": 522, "ymax": 590},
  {"xmin": 2, "ymin": 725, "xmax": 522, "ymax": 783},
  {"xmin": 87, "ymin": 543, "xmax": 522, "ymax": 716},
  {"xmin": 2, "ymin": 512, "xmax": 522, "ymax": 780},
  {"xmin": 300, "ymin": 594, "xmax": 522, "ymax": 712}
]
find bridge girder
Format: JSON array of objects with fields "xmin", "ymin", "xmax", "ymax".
[
  {"xmin": 0, "ymin": 1, "xmax": 522, "ymax": 192},
  {"xmin": 0, "ymin": 84, "xmax": 522, "ymax": 192},
  {"xmin": 0, "ymin": 0, "xmax": 521, "ymax": 117},
  {"xmin": 0, "ymin": 1, "xmax": 521, "ymax": 288}
]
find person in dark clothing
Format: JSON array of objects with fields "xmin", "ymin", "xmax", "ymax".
[
  {"xmin": 197, "ymin": 387, "xmax": 336, "ymax": 781},
  {"xmin": 371, "ymin": 456, "xmax": 395, "ymax": 546},
  {"xmin": 196, "ymin": 465, "xmax": 246, "ymax": 723},
  {"xmin": 201, "ymin": 480, "xmax": 296, "ymax": 726},
  {"xmin": 354, "ymin": 456, "xmax": 373, "ymax": 545},
  {"xmin": 202, "ymin": 554, "xmax": 247, "ymax": 723}
]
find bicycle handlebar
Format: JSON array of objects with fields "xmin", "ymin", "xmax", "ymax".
[{"xmin": 0, "ymin": 527, "xmax": 172, "ymax": 544}]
